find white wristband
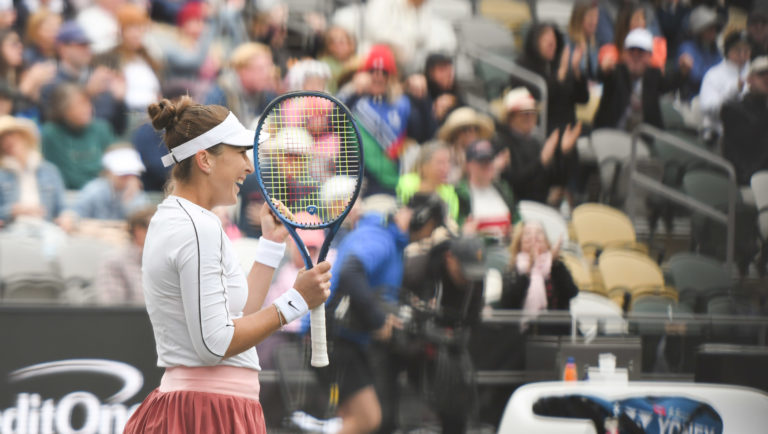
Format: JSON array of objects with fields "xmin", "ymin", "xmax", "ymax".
[
  {"xmin": 273, "ymin": 288, "xmax": 309, "ymax": 324},
  {"xmin": 253, "ymin": 237, "xmax": 286, "ymax": 268}
]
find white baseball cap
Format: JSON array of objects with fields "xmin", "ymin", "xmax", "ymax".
[
  {"xmin": 624, "ymin": 28, "xmax": 653, "ymax": 52},
  {"xmin": 103, "ymin": 147, "xmax": 146, "ymax": 176}
]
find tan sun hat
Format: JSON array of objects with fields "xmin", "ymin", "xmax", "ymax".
[
  {"xmin": 437, "ymin": 107, "xmax": 495, "ymax": 142},
  {"xmin": 0, "ymin": 116, "xmax": 39, "ymax": 151}
]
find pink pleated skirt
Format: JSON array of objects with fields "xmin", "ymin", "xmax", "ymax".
[{"xmin": 124, "ymin": 365, "xmax": 265, "ymax": 434}]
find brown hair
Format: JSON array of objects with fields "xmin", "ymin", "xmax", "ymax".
[
  {"xmin": 127, "ymin": 205, "xmax": 156, "ymax": 233},
  {"xmin": 147, "ymin": 96, "xmax": 228, "ymax": 183},
  {"xmin": 615, "ymin": 2, "xmax": 646, "ymax": 52},
  {"xmin": 47, "ymin": 82, "xmax": 88, "ymax": 123},
  {"xmin": 568, "ymin": 0, "xmax": 598, "ymax": 45}
]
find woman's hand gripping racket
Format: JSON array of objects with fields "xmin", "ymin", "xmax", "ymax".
[{"xmin": 254, "ymin": 91, "xmax": 363, "ymax": 367}]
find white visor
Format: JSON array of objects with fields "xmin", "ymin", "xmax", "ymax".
[{"xmin": 161, "ymin": 112, "xmax": 262, "ymax": 167}]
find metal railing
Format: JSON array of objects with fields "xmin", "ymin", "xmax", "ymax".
[{"xmin": 625, "ymin": 124, "xmax": 737, "ymax": 269}]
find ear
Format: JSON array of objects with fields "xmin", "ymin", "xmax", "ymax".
[{"xmin": 194, "ymin": 150, "xmax": 214, "ymax": 174}]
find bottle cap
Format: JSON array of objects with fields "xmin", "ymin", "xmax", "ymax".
[{"xmin": 567, "ymin": 356, "xmax": 575, "ymax": 364}]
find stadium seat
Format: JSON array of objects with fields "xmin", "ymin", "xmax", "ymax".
[
  {"xmin": 682, "ymin": 169, "xmax": 758, "ymax": 274},
  {"xmin": 666, "ymin": 253, "xmax": 733, "ymax": 313},
  {"xmin": 597, "ymin": 249, "xmax": 671, "ymax": 309},
  {"xmin": 571, "ymin": 203, "xmax": 643, "ymax": 261},
  {"xmin": 569, "ymin": 292, "xmax": 627, "ymax": 339},
  {"xmin": 57, "ymin": 236, "xmax": 117, "ymax": 303},
  {"xmin": 560, "ymin": 251, "xmax": 599, "ymax": 295},
  {"xmin": 589, "ymin": 128, "xmax": 654, "ymax": 207},
  {"xmin": 0, "ymin": 234, "xmax": 64, "ymax": 303}
]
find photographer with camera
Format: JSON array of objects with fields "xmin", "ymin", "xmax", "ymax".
[
  {"xmin": 314, "ymin": 194, "xmax": 430, "ymax": 434},
  {"xmin": 387, "ymin": 193, "xmax": 487, "ymax": 434}
]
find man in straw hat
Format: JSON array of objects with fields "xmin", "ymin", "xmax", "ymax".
[
  {"xmin": 0, "ymin": 115, "xmax": 71, "ymax": 228},
  {"xmin": 437, "ymin": 106, "xmax": 495, "ymax": 184},
  {"xmin": 497, "ymin": 87, "xmax": 581, "ymax": 205}
]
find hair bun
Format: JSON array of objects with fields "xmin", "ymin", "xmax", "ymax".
[{"xmin": 148, "ymin": 99, "xmax": 179, "ymax": 131}]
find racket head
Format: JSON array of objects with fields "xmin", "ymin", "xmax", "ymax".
[{"xmin": 253, "ymin": 91, "xmax": 364, "ymax": 231}]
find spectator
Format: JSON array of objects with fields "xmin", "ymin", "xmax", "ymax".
[
  {"xmin": 161, "ymin": 1, "xmax": 216, "ymax": 84},
  {"xmin": 396, "ymin": 235, "xmax": 487, "ymax": 434},
  {"xmin": 436, "ymin": 106, "xmax": 495, "ymax": 184},
  {"xmin": 0, "ymin": 115, "xmax": 69, "ymax": 228},
  {"xmin": 424, "ymin": 52, "xmax": 463, "ymax": 125},
  {"xmin": 42, "ymin": 83, "xmax": 115, "ymax": 189},
  {"xmin": 699, "ymin": 30, "xmax": 751, "ymax": 142},
  {"xmin": 457, "ymin": 139, "xmax": 518, "ymax": 239},
  {"xmin": 567, "ymin": 0, "xmax": 601, "ymax": 81},
  {"xmin": 359, "ymin": 0, "xmax": 457, "ymax": 75},
  {"xmin": 319, "ymin": 25, "xmax": 357, "ymax": 94},
  {"xmin": 93, "ymin": 205, "xmax": 155, "ymax": 305},
  {"xmin": 0, "ymin": 1, "xmax": 16, "ymax": 33},
  {"xmin": 317, "ymin": 196, "xmax": 413, "ymax": 434},
  {"xmin": 748, "ymin": 6, "xmax": 768, "ymax": 60},
  {"xmin": 677, "ymin": 6, "xmax": 723, "ymax": 100},
  {"xmin": 100, "ymin": 3, "xmax": 161, "ymax": 115},
  {"xmin": 500, "ymin": 221, "xmax": 578, "ymax": 323},
  {"xmin": 248, "ymin": 3, "xmax": 294, "ymax": 75},
  {"xmin": 515, "ymin": 21, "xmax": 589, "ymax": 135},
  {"xmin": 514, "ymin": 21, "xmax": 588, "ymax": 208},
  {"xmin": 73, "ymin": 145, "xmax": 149, "ymax": 220},
  {"xmin": 721, "ymin": 56, "xmax": 768, "ymax": 185},
  {"xmin": 596, "ymin": 0, "xmax": 662, "ymax": 47},
  {"xmin": 157, "ymin": 1, "xmax": 246, "ymax": 97},
  {"xmin": 338, "ymin": 44, "xmax": 416, "ymax": 196},
  {"xmin": 396, "ymin": 141, "xmax": 459, "ymax": 221},
  {"xmin": 22, "ymin": 9, "xmax": 61, "ymax": 66},
  {"xmin": 0, "ymin": 28, "xmax": 55, "ymax": 119},
  {"xmin": 599, "ymin": 1, "xmax": 668, "ymax": 71},
  {"xmin": 41, "ymin": 21, "xmax": 127, "ymax": 136},
  {"xmin": 204, "ymin": 42, "xmax": 277, "ymax": 127},
  {"xmin": 655, "ymin": 0, "xmax": 692, "ymax": 59},
  {"xmin": 283, "ymin": 58, "xmax": 331, "ymax": 92},
  {"xmin": 594, "ymin": 28, "xmax": 691, "ymax": 131},
  {"xmin": 498, "ymin": 87, "xmax": 582, "ymax": 206}
]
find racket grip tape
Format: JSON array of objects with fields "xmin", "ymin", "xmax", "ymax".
[{"xmin": 310, "ymin": 304, "xmax": 329, "ymax": 367}]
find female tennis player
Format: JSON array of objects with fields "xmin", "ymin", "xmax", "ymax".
[{"xmin": 123, "ymin": 97, "xmax": 332, "ymax": 433}]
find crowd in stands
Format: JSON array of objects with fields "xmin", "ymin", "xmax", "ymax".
[{"xmin": 2, "ymin": 0, "xmax": 768, "ymax": 430}]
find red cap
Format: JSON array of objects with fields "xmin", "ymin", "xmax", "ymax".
[
  {"xmin": 362, "ymin": 44, "xmax": 397, "ymax": 76},
  {"xmin": 177, "ymin": 1, "xmax": 205, "ymax": 27}
]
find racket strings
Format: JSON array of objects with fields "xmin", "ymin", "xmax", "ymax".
[{"xmin": 257, "ymin": 95, "xmax": 361, "ymax": 227}]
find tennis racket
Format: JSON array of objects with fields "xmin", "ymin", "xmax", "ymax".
[{"xmin": 254, "ymin": 91, "xmax": 363, "ymax": 367}]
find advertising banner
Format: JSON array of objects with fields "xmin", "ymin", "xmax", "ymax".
[{"xmin": 0, "ymin": 307, "xmax": 161, "ymax": 434}]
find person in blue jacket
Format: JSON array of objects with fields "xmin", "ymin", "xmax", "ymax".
[{"xmin": 311, "ymin": 194, "xmax": 426, "ymax": 434}]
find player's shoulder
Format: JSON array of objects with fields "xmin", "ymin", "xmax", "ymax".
[{"xmin": 152, "ymin": 196, "xmax": 221, "ymax": 238}]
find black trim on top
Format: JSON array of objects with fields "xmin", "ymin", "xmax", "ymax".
[{"xmin": 175, "ymin": 198, "xmax": 224, "ymax": 358}]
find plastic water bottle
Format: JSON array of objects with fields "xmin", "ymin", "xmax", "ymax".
[{"xmin": 563, "ymin": 357, "xmax": 578, "ymax": 381}]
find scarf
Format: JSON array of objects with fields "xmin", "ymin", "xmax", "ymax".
[{"xmin": 518, "ymin": 251, "xmax": 552, "ymax": 314}]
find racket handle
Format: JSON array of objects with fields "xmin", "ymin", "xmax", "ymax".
[{"xmin": 310, "ymin": 304, "xmax": 329, "ymax": 367}]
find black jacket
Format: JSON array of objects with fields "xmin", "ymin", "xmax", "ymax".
[
  {"xmin": 721, "ymin": 92, "xmax": 768, "ymax": 185},
  {"xmin": 497, "ymin": 126, "xmax": 553, "ymax": 204},
  {"xmin": 513, "ymin": 23, "xmax": 589, "ymax": 134},
  {"xmin": 593, "ymin": 64, "xmax": 684, "ymax": 130},
  {"xmin": 499, "ymin": 259, "xmax": 579, "ymax": 310}
]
